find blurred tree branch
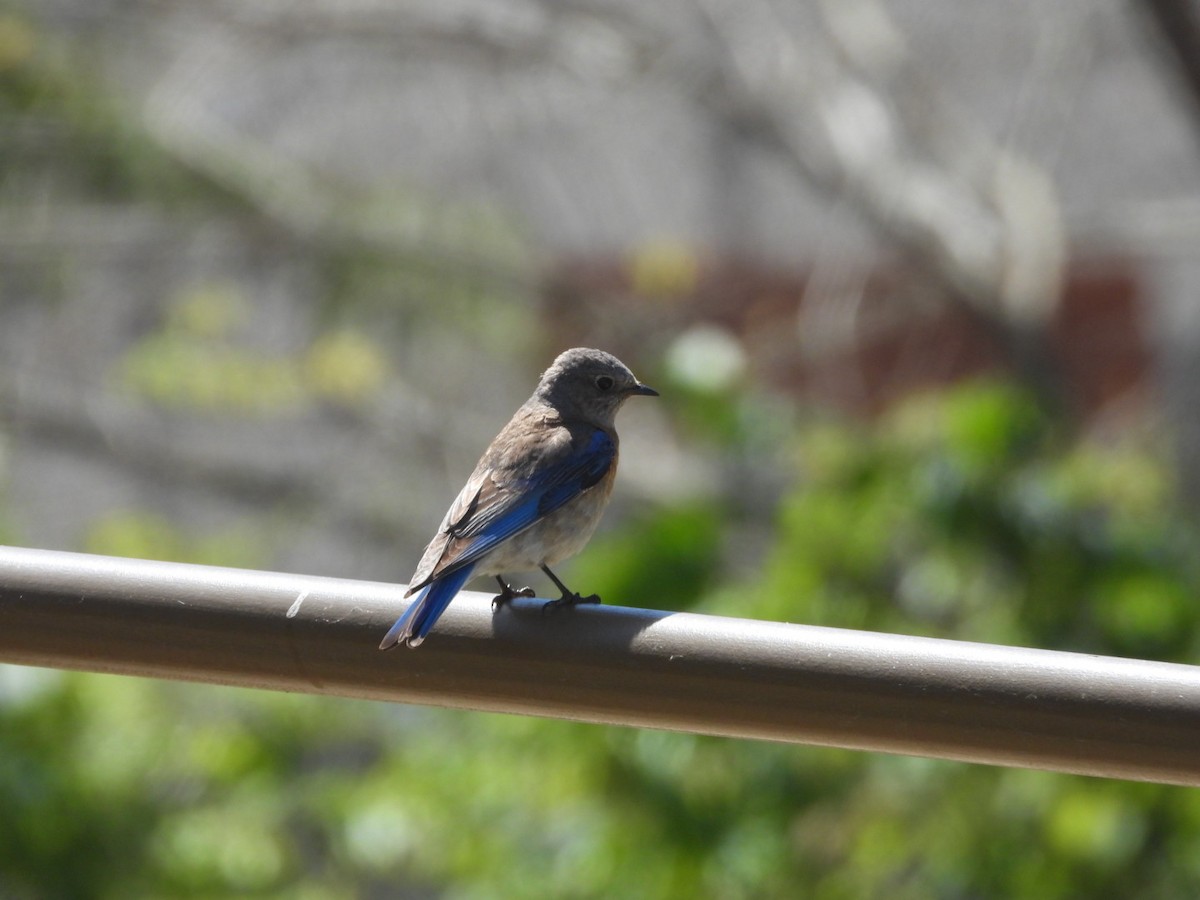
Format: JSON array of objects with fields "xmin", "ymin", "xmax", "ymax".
[
  {"xmin": 141, "ymin": 80, "xmax": 532, "ymax": 291},
  {"xmin": 690, "ymin": 0, "xmax": 1069, "ymax": 415},
  {"xmin": 1141, "ymin": 0, "xmax": 1200, "ymax": 142},
  {"xmin": 166, "ymin": 0, "xmax": 1072, "ymax": 414}
]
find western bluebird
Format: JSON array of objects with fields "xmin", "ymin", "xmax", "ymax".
[{"xmin": 379, "ymin": 347, "xmax": 658, "ymax": 649}]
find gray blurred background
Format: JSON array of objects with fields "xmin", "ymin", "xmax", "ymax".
[{"xmin": 4, "ymin": 0, "xmax": 1200, "ymax": 581}]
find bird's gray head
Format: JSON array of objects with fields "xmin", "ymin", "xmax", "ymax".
[{"xmin": 533, "ymin": 347, "xmax": 657, "ymax": 425}]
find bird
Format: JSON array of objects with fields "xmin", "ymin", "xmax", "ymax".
[{"xmin": 379, "ymin": 347, "xmax": 658, "ymax": 649}]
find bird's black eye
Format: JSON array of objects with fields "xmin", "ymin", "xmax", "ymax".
[{"xmin": 595, "ymin": 375, "xmax": 615, "ymax": 392}]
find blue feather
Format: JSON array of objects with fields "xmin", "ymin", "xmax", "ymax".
[
  {"xmin": 379, "ymin": 563, "xmax": 476, "ymax": 649},
  {"xmin": 411, "ymin": 430, "xmax": 616, "ymax": 591}
]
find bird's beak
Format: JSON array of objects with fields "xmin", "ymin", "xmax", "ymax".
[{"xmin": 629, "ymin": 382, "xmax": 659, "ymax": 397}]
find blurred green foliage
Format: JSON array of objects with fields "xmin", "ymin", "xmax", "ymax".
[
  {"xmin": 85, "ymin": 511, "xmax": 268, "ymax": 570},
  {"xmin": 117, "ymin": 287, "xmax": 392, "ymax": 415},
  {"xmin": 0, "ymin": 10, "xmax": 222, "ymax": 208},
  {"xmin": 4, "ymin": 382, "xmax": 1200, "ymax": 899}
]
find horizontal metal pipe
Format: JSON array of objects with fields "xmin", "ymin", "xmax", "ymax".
[{"xmin": 1, "ymin": 545, "xmax": 1199, "ymax": 785}]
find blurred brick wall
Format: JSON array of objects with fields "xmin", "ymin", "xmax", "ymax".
[{"xmin": 543, "ymin": 252, "xmax": 1149, "ymax": 422}]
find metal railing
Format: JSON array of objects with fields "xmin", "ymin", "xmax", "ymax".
[{"xmin": 1, "ymin": 545, "xmax": 1198, "ymax": 785}]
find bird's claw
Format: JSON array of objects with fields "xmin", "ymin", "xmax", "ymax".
[
  {"xmin": 492, "ymin": 582, "xmax": 536, "ymax": 610},
  {"xmin": 541, "ymin": 592, "xmax": 602, "ymax": 615}
]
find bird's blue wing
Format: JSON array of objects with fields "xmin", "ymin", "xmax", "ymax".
[{"xmin": 410, "ymin": 428, "xmax": 615, "ymax": 591}]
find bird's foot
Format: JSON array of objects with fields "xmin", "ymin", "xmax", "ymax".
[
  {"xmin": 541, "ymin": 591, "xmax": 602, "ymax": 614},
  {"xmin": 537, "ymin": 564, "xmax": 600, "ymax": 613},
  {"xmin": 492, "ymin": 578, "xmax": 536, "ymax": 610}
]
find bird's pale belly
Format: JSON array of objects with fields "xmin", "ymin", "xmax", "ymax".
[{"xmin": 476, "ymin": 488, "xmax": 610, "ymax": 576}]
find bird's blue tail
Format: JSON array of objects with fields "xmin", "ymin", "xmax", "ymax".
[{"xmin": 379, "ymin": 564, "xmax": 476, "ymax": 649}]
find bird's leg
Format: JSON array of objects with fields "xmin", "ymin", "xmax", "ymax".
[
  {"xmin": 492, "ymin": 576, "xmax": 535, "ymax": 610},
  {"xmin": 539, "ymin": 564, "xmax": 601, "ymax": 612}
]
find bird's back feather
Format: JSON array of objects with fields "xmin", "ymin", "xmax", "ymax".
[{"xmin": 405, "ymin": 417, "xmax": 615, "ymax": 594}]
